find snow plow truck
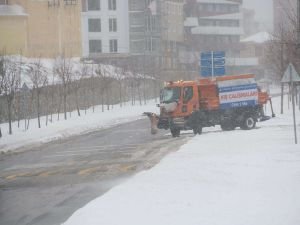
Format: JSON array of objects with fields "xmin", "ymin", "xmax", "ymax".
[{"xmin": 144, "ymin": 74, "xmax": 275, "ymax": 137}]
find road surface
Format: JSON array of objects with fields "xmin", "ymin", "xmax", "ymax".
[{"xmin": 0, "ymin": 119, "xmax": 191, "ymax": 225}]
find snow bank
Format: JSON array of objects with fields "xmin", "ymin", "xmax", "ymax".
[
  {"xmin": 0, "ymin": 101, "xmax": 159, "ymax": 154},
  {"xmin": 63, "ymin": 96, "xmax": 300, "ymax": 225},
  {"xmin": 241, "ymin": 31, "xmax": 273, "ymax": 44}
]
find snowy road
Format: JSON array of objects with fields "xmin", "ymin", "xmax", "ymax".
[{"xmin": 0, "ymin": 119, "xmax": 191, "ymax": 225}]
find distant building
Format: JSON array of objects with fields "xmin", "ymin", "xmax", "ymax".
[
  {"xmin": 242, "ymin": 8, "xmax": 260, "ymax": 37},
  {"xmin": 81, "ymin": 0, "xmax": 130, "ymax": 58},
  {"xmin": 161, "ymin": 0, "xmax": 185, "ymax": 78},
  {"xmin": 239, "ymin": 31, "xmax": 272, "ymax": 79},
  {"xmin": 183, "ymin": 0, "xmax": 244, "ymax": 76},
  {"xmin": 128, "ymin": 0, "xmax": 162, "ymax": 58},
  {"xmin": 0, "ymin": 0, "xmax": 82, "ymax": 58},
  {"xmin": 184, "ymin": 0, "xmax": 243, "ymax": 56}
]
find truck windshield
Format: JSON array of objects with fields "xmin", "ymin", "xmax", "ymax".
[{"xmin": 160, "ymin": 87, "xmax": 181, "ymax": 103}]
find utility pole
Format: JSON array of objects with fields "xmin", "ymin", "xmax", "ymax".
[
  {"xmin": 296, "ymin": 0, "xmax": 300, "ymax": 110},
  {"xmin": 298, "ymin": 0, "xmax": 300, "ymax": 44}
]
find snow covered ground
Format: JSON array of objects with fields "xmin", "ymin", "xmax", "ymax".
[
  {"xmin": 0, "ymin": 101, "xmax": 159, "ymax": 154},
  {"xmin": 63, "ymin": 96, "xmax": 300, "ymax": 225}
]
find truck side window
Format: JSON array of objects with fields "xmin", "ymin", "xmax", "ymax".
[{"xmin": 183, "ymin": 86, "xmax": 193, "ymax": 103}]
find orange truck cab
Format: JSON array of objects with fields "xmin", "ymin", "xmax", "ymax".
[{"xmin": 155, "ymin": 74, "xmax": 274, "ymax": 137}]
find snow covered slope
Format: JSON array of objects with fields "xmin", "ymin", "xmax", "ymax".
[{"xmin": 63, "ymin": 96, "xmax": 300, "ymax": 225}]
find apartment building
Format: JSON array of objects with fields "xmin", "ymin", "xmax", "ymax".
[
  {"xmin": 161, "ymin": 0, "xmax": 184, "ymax": 75},
  {"xmin": 128, "ymin": 0, "xmax": 162, "ymax": 58},
  {"xmin": 184, "ymin": 0, "xmax": 244, "ymax": 56},
  {"xmin": 0, "ymin": 0, "xmax": 82, "ymax": 58},
  {"xmin": 81, "ymin": 0, "xmax": 130, "ymax": 58}
]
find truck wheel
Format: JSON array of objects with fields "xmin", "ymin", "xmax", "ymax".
[
  {"xmin": 220, "ymin": 121, "xmax": 235, "ymax": 131},
  {"xmin": 170, "ymin": 128, "xmax": 180, "ymax": 137},
  {"xmin": 193, "ymin": 125, "xmax": 202, "ymax": 135},
  {"xmin": 241, "ymin": 115, "xmax": 256, "ymax": 130}
]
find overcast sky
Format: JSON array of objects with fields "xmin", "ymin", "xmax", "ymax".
[{"xmin": 243, "ymin": 0, "xmax": 273, "ymax": 31}]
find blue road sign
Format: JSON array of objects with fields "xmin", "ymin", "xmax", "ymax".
[{"xmin": 200, "ymin": 51, "xmax": 226, "ymax": 77}]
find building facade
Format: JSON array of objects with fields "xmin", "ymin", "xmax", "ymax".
[
  {"xmin": 81, "ymin": 0, "xmax": 130, "ymax": 58},
  {"xmin": 184, "ymin": 0, "xmax": 243, "ymax": 56},
  {"xmin": 0, "ymin": 0, "xmax": 82, "ymax": 58},
  {"xmin": 161, "ymin": 0, "xmax": 184, "ymax": 76},
  {"xmin": 128, "ymin": 0, "xmax": 162, "ymax": 57}
]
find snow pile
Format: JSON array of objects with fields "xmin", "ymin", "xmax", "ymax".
[
  {"xmin": 0, "ymin": 101, "xmax": 159, "ymax": 154},
  {"xmin": 63, "ymin": 96, "xmax": 300, "ymax": 225},
  {"xmin": 241, "ymin": 31, "xmax": 273, "ymax": 44}
]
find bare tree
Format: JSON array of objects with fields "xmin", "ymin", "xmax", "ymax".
[
  {"xmin": 265, "ymin": 0, "xmax": 299, "ymax": 114},
  {"xmin": 26, "ymin": 59, "xmax": 48, "ymax": 128},
  {"xmin": 0, "ymin": 56, "xmax": 4, "ymax": 138},
  {"xmin": 54, "ymin": 55, "xmax": 73, "ymax": 120},
  {"xmin": 0, "ymin": 55, "xmax": 20, "ymax": 135},
  {"xmin": 95, "ymin": 64, "xmax": 113, "ymax": 112},
  {"xmin": 114, "ymin": 65, "xmax": 125, "ymax": 107},
  {"xmin": 74, "ymin": 63, "xmax": 88, "ymax": 116}
]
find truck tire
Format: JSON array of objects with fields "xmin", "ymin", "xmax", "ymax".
[
  {"xmin": 220, "ymin": 120, "xmax": 235, "ymax": 131},
  {"xmin": 241, "ymin": 115, "xmax": 256, "ymax": 130},
  {"xmin": 193, "ymin": 125, "xmax": 202, "ymax": 135},
  {"xmin": 170, "ymin": 128, "xmax": 180, "ymax": 137}
]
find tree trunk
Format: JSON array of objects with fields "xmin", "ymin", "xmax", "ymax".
[
  {"xmin": 50, "ymin": 87, "xmax": 54, "ymax": 123},
  {"xmin": 26, "ymin": 118, "xmax": 30, "ymax": 130},
  {"xmin": 37, "ymin": 91, "xmax": 41, "ymax": 129},
  {"xmin": 281, "ymin": 83, "xmax": 284, "ymax": 114},
  {"xmin": 57, "ymin": 95, "xmax": 62, "ymax": 121},
  {"xmin": 143, "ymin": 77, "xmax": 146, "ymax": 105},
  {"xmin": 45, "ymin": 90, "xmax": 49, "ymax": 127},
  {"xmin": 101, "ymin": 93, "xmax": 104, "ymax": 112},
  {"xmin": 16, "ymin": 93, "xmax": 20, "ymax": 128},
  {"xmin": 119, "ymin": 82, "xmax": 122, "ymax": 107},
  {"xmin": 63, "ymin": 93, "xmax": 67, "ymax": 120},
  {"xmin": 7, "ymin": 98, "xmax": 13, "ymax": 135},
  {"xmin": 75, "ymin": 91, "xmax": 81, "ymax": 116},
  {"xmin": 138, "ymin": 84, "xmax": 142, "ymax": 106},
  {"xmin": 92, "ymin": 91, "xmax": 95, "ymax": 113},
  {"xmin": 106, "ymin": 89, "xmax": 110, "ymax": 111},
  {"xmin": 131, "ymin": 83, "xmax": 134, "ymax": 106}
]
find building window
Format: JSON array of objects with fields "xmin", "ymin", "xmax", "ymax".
[
  {"xmin": 88, "ymin": 19, "xmax": 101, "ymax": 32},
  {"xmin": 108, "ymin": 0, "xmax": 116, "ymax": 10},
  {"xmin": 89, "ymin": 40, "xmax": 102, "ymax": 53},
  {"xmin": 88, "ymin": 0, "xmax": 100, "ymax": 11},
  {"xmin": 64, "ymin": 0, "xmax": 77, "ymax": 5},
  {"xmin": 109, "ymin": 39, "xmax": 118, "ymax": 52},
  {"xmin": 146, "ymin": 37, "xmax": 157, "ymax": 52},
  {"xmin": 146, "ymin": 15, "xmax": 156, "ymax": 31},
  {"xmin": 109, "ymin": 18, "xmax": 117, "ymax": 32}
]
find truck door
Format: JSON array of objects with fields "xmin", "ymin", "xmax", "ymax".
[{"xmin": 182, "ymin": 86, "xmax": 194, "ymax": 115}]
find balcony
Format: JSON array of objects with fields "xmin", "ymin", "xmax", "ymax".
[{"xmin": 191, "ymin": 26, "xmax": 243, "ymax": 35}]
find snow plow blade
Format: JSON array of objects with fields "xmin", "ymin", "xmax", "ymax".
[{"xmin": 143, "ymin": 112, "xmax": 159, "ymax": 135}]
